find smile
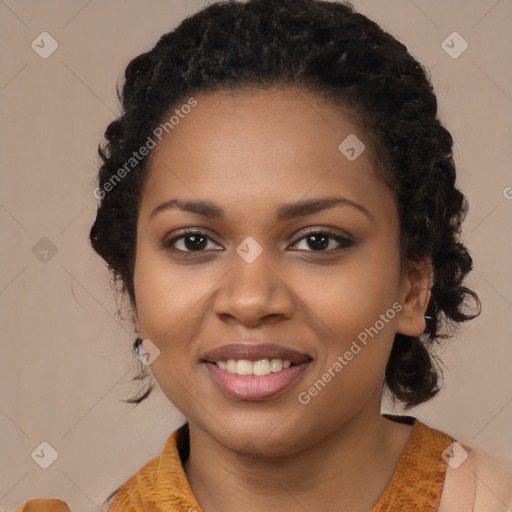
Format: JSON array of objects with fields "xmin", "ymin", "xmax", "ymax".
[{"xmin": 201, "ymin": 343, "xmax": 313, "ymax": 401}]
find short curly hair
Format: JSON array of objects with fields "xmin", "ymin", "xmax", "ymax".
[{"xmin": 90, "ymin": 0, "xmax": 480, "ymax": 414}]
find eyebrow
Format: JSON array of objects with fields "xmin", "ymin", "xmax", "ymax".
[{"xmin": 149, "ymin": 196, "xmax": 372, "ymax": 222}]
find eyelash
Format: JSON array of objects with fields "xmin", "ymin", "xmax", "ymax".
[{"xmin": 161, "ymin": 228, "xmax": 354, "ymax": 256}]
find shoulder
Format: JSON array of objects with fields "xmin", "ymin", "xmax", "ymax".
[
  {"xmin": 14, "ymin": 499, "xmax": 70, "ymax": 511},
  {"xmin": 108, "ymin": 426, "xmax": 189, "ymax": 511},
  {"xmin": 438, "ymin": 438, "xmax": 512, "ymax": 512},
  {"xmin": 107, "ymin": 443, "xmax": 164, "ymax": 510},
  {"xmin": 378, "ymin": 416, "xmax": 512, "ymax": 511}
]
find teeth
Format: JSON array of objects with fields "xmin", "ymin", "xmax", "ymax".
[
  {"xmin": 253, "ymin": 359, "xmax": 270, "ymax": 376},
  {"xmin": 226, "ymin": 359, "xmax": 237, "ymax": 373},
  {"xmin": 269, "ymin": 358, "xmax": 282, "ymax": 372},
  {"xmin": 217, "ymin": 358, "xmax": 294, "ymax": 375},
  {"xmin": 236, "ymin": 359, "xmax": 253, "ymax": 375}
]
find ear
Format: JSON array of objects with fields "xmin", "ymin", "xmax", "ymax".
[{"xmin": 395, "ymin": 258, "xmax": 434, "ymax": 337}]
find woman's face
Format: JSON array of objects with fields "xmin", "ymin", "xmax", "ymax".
[{"xmin": 133, "ymin": 87, "xmax": 428, "ymax": 456}]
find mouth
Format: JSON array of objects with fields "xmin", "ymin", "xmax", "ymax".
[{"xmin": 200, "ymin": 343, "xmax": 313, "ymax": 401}]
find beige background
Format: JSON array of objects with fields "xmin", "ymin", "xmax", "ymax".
[{"xmin": 1, "ymin": 0, "xmax": 511, "ymax": 510}]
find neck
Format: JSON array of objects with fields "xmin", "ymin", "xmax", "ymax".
[{"xmin": 183, "ymin": 401, "xmax": 414, "ymax": 512}]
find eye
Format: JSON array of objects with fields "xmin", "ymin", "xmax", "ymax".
[
  {"xmin": 161, "ymin": 229, "xmax": 222, "ymax": 254},
  {"xmin": 290, "ymin": 230, "xmax": 354, "ymax": 252},
  {"xmin": 161, "ymin": 228, "xmax": 354, "ymax": 255}
]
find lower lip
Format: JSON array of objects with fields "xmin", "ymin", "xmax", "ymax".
[{"xmin": 204, "ymin": 361, "xmax": 311, "ymax": 401}]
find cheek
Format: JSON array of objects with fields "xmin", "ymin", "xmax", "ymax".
[
  {"xmin": 293, "ymin": 264, "xmax": 400, "ymax": 437},
  {"xmin": 132, "ymin": 246, "xmax": 209, "ymax": 403},
  {"xmin": 293, "ymin": 243, "xmax": 401, "ymax": 410},
  {"xmin": 299, "ymin": 245, "xmax": 401, "ymax": 342},
  {"xmin": 134, "ymin": 242, "xmax": 207, "ymax": 338},
  {"xmin": 133, "ymin": 248, "xmax": 205, "ymax": 409}
]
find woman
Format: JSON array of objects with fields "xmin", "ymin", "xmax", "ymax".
[{"xmin": 16, "ymin": 0, "xmax": 512, "ymax": 510}]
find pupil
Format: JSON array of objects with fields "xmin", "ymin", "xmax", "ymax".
[
  {"xmin": 309, "ymin": 234, "xmax": 328, "ymax": 250},
  {"xmin": 186, "ymin": 235, "xmax": 207, "ymax": 251}
]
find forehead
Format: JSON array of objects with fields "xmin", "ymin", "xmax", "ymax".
[{"xmin": 141, "ymin": 87, "xmax": 395, "ymax": 222}]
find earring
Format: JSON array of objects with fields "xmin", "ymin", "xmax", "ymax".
[
  {"xmin": 422, "ymin": 315, "xmax": 432, "ymax": 335},
  {"xmin": 133, "ymin": 337, "xmax": 143, "ymax": 357}
]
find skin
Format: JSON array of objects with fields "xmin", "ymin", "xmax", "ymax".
[{"xmin": 132, "ymin": 86, "xmax": 433, "ymax": 511}]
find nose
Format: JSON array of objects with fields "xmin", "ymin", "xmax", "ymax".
[{"xmin": 212, "ymin": 249, "xmax": 296, "ymax": 327}]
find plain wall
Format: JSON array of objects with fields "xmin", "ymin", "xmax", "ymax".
[{"xmin": 1, "ymin": 0, "xmax": 511, "ymax": 510}]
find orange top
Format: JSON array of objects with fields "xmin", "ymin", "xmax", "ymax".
[{"xmin": 15, "ymin": 416, "xmax": 453, "ymax": 512}]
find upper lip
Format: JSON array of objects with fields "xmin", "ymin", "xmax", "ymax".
[{"xmin": 201, "ymin": 343, "xmax": 313, "ymax": 364}]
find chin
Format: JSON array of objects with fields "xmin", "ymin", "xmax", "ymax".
[{"xmin": 198, "ymin": 409, "xmax": 316, "ymax": 458}]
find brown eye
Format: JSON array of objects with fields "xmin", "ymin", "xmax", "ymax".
[
  {"xmin": 305, "ymin": 233, "xmax": 330, "ymax": 251},
  {"xmin": 161, "ymin": 230, "xmax": 222, "ymax": 253},
  {"xmin": 291, "ymin": 231, "xmax": 354, "ymax": 252},
  {"xmin": 180, "ymin": 234, "xmax": 208, "ymax": 251}
]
